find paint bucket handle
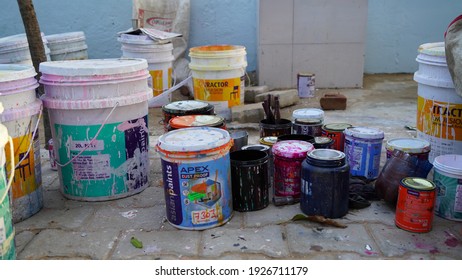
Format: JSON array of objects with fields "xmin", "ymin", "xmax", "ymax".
[
  {"xmin": 0, "ymin": 136, "xmax": 15, "ymax": 205},
  {"xmin": 54, "ymin": 102, "xmax": 120, "ymax": 168},
  {"xmin": 14, "ymin": 104, "xmax": 43, "ymax": 170}
]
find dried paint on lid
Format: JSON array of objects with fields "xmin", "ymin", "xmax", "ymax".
[
  {"xmin": 272, "ymin": 140, "xmax": 314, "ymax": 159},
  {"xmin": 314, "ymin": 136, "xmax": 333, "ymax": 145},
  {"xmin": 157, "ymin": 127, "xmax": 231, "ymax": 154},
  {"xmin": 169, "ymin": 115, "xmax": 224, "ymax": 129},
  {"xmin": 292, "ymin": 108, "xmax": 324, "ymax": 120},
  {"xmin": 433, "ymin": 154, "xmax": 462, "ymax": 176},
  {"xmin": 401, "ymin": 177, "xmax": 436, "ymax": 191},
  {"xmin": 344, "ymin": 127, "xmax": 384, "ymax": 140},
  {"xmin": 163, "ymin": 100, "xmax": 210, "ymax": 113},
  {"xmin": 322, "ymin": 123, "xmax": 352, "ymax": 132},
  {"xmin": 418, "ymin": 42, "xmax": 445, "ymax": 57},
  {"xmin": 39, "ymin": 58, "xmax": 148, "ymax": 76},
  {"xmin": 260, "ymin": 136, "xmax": 278, "ymax": 146},
  {"xmin": 308, "ymin": 149, "xmax": 345, "ymax": 161},
  {"xmin": 386, "ymin": 138, "xmax": 431, "ymax": 154}
]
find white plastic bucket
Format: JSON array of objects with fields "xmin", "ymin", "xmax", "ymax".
[
  {"xmin": 44, "ymin": 31, "xmax": 88, "ymax": 61},
  {"xmin": 189, "ymin": 45, "xmax": 247, "ymax": 121},
  {"xmin": 40, "ymin": 58, "xmax": 151, "ymax": 201},
  {"xmin": 0, "ymin": 33, "xmax": 50, "ymax": 65},
  {"xmin": 414, "ymin": 42, "xmax": 462, "ymax": 162},
  {"xmin": 0, "ymin": 65, "xmax": 43, "ymax": 223},
  {"xmin": 433, "ymin": 154, "xmax": 462, "ymax": 221},
  {"xmin": 119, "ymin": 34, "xmax": 173, "ymax": 100}
]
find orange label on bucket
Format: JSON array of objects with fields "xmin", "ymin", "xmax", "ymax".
[
  {"xmin": 149, "ymin": 68, "xmax": 172, "ymax": 97},
  {"xmin": 193, "ymin": 77, "xmax": 244, "ymax": 107},
  {"xmin": 417, "ymin": 96, "xmax": 462, "ymax": 141},
  {"xmin": 5, "ymin": 134, "xmax": 39, "ymax": 199}
]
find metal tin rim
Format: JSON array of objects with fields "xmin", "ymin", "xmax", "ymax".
[
  {"xmin": 385, "ymin": 138, "xmax": 431, "ymax": 154},
  {"xmin": 344, "ymin": 126, "xmax": 384, "ymax": 140},
  {"xmin": 308, "ymin": 149, "xmax": 345, "ymax": 161},
  {"xmin": 401, "ymin": 177, "xmax": 436, "ymax": 191},
  {"xmin": 292, "ymin": 108, "xmax": 324, "ymax": 120},
  {"xmin": 322, "ymin": 123, "xmax": 353, "ymax": 132},
  {"xmin": 162, "ymin": 100, "xmax": 210, "ymax": 112}
]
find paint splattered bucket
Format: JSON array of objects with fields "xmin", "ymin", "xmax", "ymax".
[
  {"xmin": 292, "ymin": 108, "xmax": 324, "ymax": 136},
  {"xmin": 0, "ymin": 117, "xmax": 16, "ymax": 259},
  {"xmin": 433, "ymin": 154, "xmax": 462, "ymax": 221},
  {"xmin": 156, "ymin": 127, "xmax": 234, "ymax": 230},
  {"xmin": 230, "ymin": 149, "xmax": 269, "ymax": 212},
  {"xmin": 162, "ymin": 100, "xmax": 214, "ymax": 132},
  {"xmin": 44, "ymin": 31, "xmax": 88, "ymax": 61},
  {"xmin": 344, "ymin": 127, "xmax": 384, "ymax": 179},
  {"xmin": 395, "ymin": 177, "xmax": 436, "ymax": 233},
  {"xmin": 259, "ymin": 119, "xmax": 292, "ymax": 138},
  {"xmin": 272, "ymin": 140, "xmax": 315, "ymax": 198},
  {"xmin": 189, "ymin": 45, "xmax": 247, "ymax": 121},
  {"xmin": 168, "ymin": 115, "xmax": 226, "ymax": 131},
  {"xmin": 0, "ymin": 33, "xmax": 50, "ymax": 65},
  {"xmin": 0, "ymin": 64, "xmax": 43, "ymax": 223},
  {"xmin": 322, "ymin": 123, "xmax": 352, "ymax": 152},
  {"xmin": 385, "ymin": 138, "xmax": 431, "ymax": 160},
  {"xmin": 414, "ymin": 42, "xmax": 462, "ymax": 162},
  {"xmin": 40, "ymin": 58, "xmax": 151, "ymax": 201}
]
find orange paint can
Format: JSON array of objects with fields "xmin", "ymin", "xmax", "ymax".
[{"xmin": 395, "ymin": 177, "xmax": 436, "ymax": 233}]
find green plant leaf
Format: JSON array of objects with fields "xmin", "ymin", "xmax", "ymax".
[
  {"xmin": 291, "ymin": 214, "xmax": 308, "ymax": 221},
  {"xmin": 130, "ymin": 236, "xmax": 143, "ymax": 249}
]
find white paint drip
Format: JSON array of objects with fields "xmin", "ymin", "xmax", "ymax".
[{"xmin": 120, "ymin": 210, "xmax": 138, "ymax": 219}]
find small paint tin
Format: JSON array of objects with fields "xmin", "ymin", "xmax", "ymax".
[
  {"xmin": 156, "ymin": 127, "xmax": 234, "ymax": 230},
  {"xmin": 433, "ymin": 154, "xmax": 462, "ymax": 221},
  {"xmin": 242, "ymin": 144, "xmax": 273, "ymax": 190},
  {"xmin": 259, "ymin": 118, "xmax": 292, "ymax": 137},
  {"xmin": 272, "ymin": 140, "xmax": 315, "ymax": 198},
  {"xmin": 297, "ymin": 72, "xmax": 315, "ymax": 98},
  {"xmin": 321, "ymin": 123, "xmax": 352, "ymax": 152},
  {"xmin": 313, "ymin": 136, "xmax": 334, "ymax": 149},
  {"xmin": 395, "ymin": 177, "xmax": 436, "ymax": 233},
  {"xmin": 162, "ymin": 100, "xmax": 214, "ymax": 132},
  {"xmin": 168, "ymin": 115, "xmax": 226, "ymax": 131},
  {"xmin": 385, "ymin": 138, "xmax": 431, "ymax": 160},
  {"xmin": 292, "ymin": 108, "xmax": 324, "ymax": 136},
  {"xmin": 344, "ymin": 127, "xmax": 384, "ymax": 179},
  {"xmin": 48, "ymin": 138, "xmax": 57, "ymax": 170},
  {"xmin": 259, "ymin": 136, "xmax": 278, "ymax": 147}
]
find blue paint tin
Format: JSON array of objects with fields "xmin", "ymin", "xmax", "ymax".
[
  {"xmin": 344, "ymin": 127, "xmax": 384, "ymax": 179},
  {"xmin": 156, "ymin": 127, "xmax": 233, "ymax": 230}
]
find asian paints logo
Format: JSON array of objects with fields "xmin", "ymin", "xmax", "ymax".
[{"xmin": 146, "ymin": 17, "xmax": 173, "ymax": 31}]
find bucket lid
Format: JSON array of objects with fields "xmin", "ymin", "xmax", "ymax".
[
  {"xmin": 418, "ymin": 42, "xmax": 445, "ymax": 57},
  {"xmin": 322, "ymin": 123, "xmax": 353, "ymax": 132},
  {"xmin": 259, "ymin": 136, "xmax": 278, "ymax": 146},
  {"xmin": 272, "ymin": 140, "xmax": 314, "ymax": 159},
  {"xmin": 0, "ymin": 64, "xmax": 37, "ymax": 83},
  {"xmin": 163, "ymin": 100, "xmax": 210, "ymax": 113},
  {"xmin": 169, "ymin": 115, "xmax": 224, "ymax": 129},
  {"xmin": 39, "ymin": 58, "xmax": 148, "ymax": 77},
  {"xmin": 156, "ymin": 127, "xmax": 232, "ymax": 157},
  {"xmin": 401, "ymin": 177, "xmax": 436, "ymax": 191},
  {"xmin": 189, "ymin": 45, "xmax": 246, "ymax": 58},
  {"xmin": 344, "ymin": 126, "xmax": 384, "ymax": 140},
  {"xmin": 308, "ymin": 149, "xmax": 345, "ymax": 161},
  {"xmin": 433, "ymin": 154, "xmax": 462, "ymax": 176},
  {"xmin": 0, "ymin": 99, "xmax": 42, "ymax": 123},
  {"xmin": 44, "ymin": 31, "xmax": 86, "ymax": 44},
  {"xmin": 385, "ymin": 138, "xmax": 431, "ymax": 154},
  {"xmin": 292, "ymin": 108, "xmax": 324, "ymax": 120}
]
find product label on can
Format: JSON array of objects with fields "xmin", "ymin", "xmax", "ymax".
[
  {"xmin": 193, "ymin": 76, "xmax": 245, "ymax": 107},
  {"xmin": 434, "ymin": 172, "xmax": 462, "ymax": 220},
  {"xmin": 293, "ymin": 123, "xmax": 322, "ymax": 136},
  {"xmin": 149, "ymin": 68, "xmax": 172, "ymax": 97},
  {"xmin": 322, "ymin": 130, "xmax": 343, "ymax": 151},
  {"xmin": 55, "ymin": 116, "xmax": 149, "ymax": 199},
  {"xmin": 161, "ymin": 155, "xmax": 232, "ymax": 229},
  {"xmin": 344, "ymin": 138, "xmax": 382, "ymax": 179},
  {"xmin": 297, "ymin": 74, "xmax": 315, "ymax": 98},
  {"xmin": 395, "ymin": 185, "xmax": 436, "ymax": 232}
]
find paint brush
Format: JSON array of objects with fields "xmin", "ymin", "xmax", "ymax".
[{"xmin": 273, "ymin": 96, "xmax": 280, "ymax": 122}]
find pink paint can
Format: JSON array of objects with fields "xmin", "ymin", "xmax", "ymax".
[{"xmin": 272, "ymin": 140, "xmax": 314, "ymax": 198}]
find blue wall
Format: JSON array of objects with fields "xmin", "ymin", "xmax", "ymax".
[{"xmin": 1, "ymin": 0, "xmax": 461, "ymax": 73}]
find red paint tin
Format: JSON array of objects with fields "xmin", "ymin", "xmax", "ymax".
[
  {"xmin": 162, "ymin": 100, "xmax": 214, "ymax": 132},
  {"xmin": 321, "ymin": 123, "xmax": 352, "ymax": 152},
  {"xmin": 168, "ymin": 115, "xmax": 226, "ymax": 131}
]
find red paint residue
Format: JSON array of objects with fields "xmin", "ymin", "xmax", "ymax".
[{"xmin": 444, "ymin": 231, "xmax": 461, "ymax": 247}]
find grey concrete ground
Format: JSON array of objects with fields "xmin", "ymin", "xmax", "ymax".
[{"xmin": 15, "ymin": 74, "xmax": 462, "ymax": 259}]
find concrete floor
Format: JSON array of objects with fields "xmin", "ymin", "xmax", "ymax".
[{"xmin": 13, "ymin": 74, "xmax": 462, "ymax": 259}]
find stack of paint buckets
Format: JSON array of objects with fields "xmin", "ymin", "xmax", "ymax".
[
  {"xmin": 0, "ymin": 33, "xmax": 50, "ymax": 65},
  {"xmin": 40, "ymin": 58, "xmax": 151, "ymax": 201},
  {"xmin": 44, "ymin": 31, "xmax": 88, "ymax": 61},
  {"xmin": 0, "ymin": 64, "xmax": 43, "ymax": 223}
]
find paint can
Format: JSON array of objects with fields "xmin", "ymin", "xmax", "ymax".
[
  {"xmin": 242, "ymin": 144, "xmax": 273, "ymax": 190},
  {"xmin": 301, "ymin": 149, "xmax": 350, "ymax": 218},
  {"xmin": 292, "ymin": 108, "xmax": 324, "ymax": 136},
  {"xmin": 385, "ymin": 138, "xmax": 431, "ymax": 160},
  {"xmin": 40, "ymin": 58, "xmax": 151, "ymax": 201},
  {"xmin": 313, "ymin": 136, "xmax": 334, "ymax": 149},
  {"xmin": 433, "ymin": 154, "xmax": 462, "ymax": 221},
  {"xmin": 0, "ymin": 118, "xmax": 15, "ymax": 259},
  {"xmin": 414, "ymin": 42, "xmax": 462, "ymax": 162},
  {"xmin": 156, "ymin": 127, "xmax": 234, "ymax": 230},
  {"xmin": 259, "ymin": 118, "xmax": 292, "ymax": 138},
  {"xmin": 48, "ymin": 138, "xmax": 57, "ymax": 171},
  {"xmin": 259, "ymin": 136, "xmax": 278, "ymax": 147},
  {"xmin": 344, "ymin": 127, "xmax": 384, "ymax": 179},
  {"xmin": 229, "ymin": 130, "xmax": 248, "ymax": 152},
  {"xmin": 162, "ymin": 100, "xmax": 214, "ymax": 132},
  {"xmin": 230, "ymin": 150, "xmax": 269, "ymax": 212},
  {"xmin": 321, "ymin": 123, "xmax": 352, "ymax": 152},
  {"xmin": 119, "ymin": 34, "xmax": 174, "ymax": 99},
  {"xmin": 189, "ymin": 45, "xmax": 247, "ymax": 121},
  {"xmin": 395, "ymin": 177, "xmax": 436, "ymax": 233},
  {"xmin": 272, "ymin": 140, "xmax": 315, "ymax": 198},
  {"xmin": 168, "ymin": 115, "xmax": 226, "ymax": 131},
  {"xmin": 0, "ymin": 64, "xmax": 43, "ymax": 223},
  {"xmin": 297, "ymin": 73, "xmax": 315, "ymax": 98},
  {"xmin": 44, "ymin": 31, "xmax": 88, "ymax": 61}
]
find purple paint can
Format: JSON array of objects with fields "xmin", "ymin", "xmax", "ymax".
[{"xmin": 272, "ymin": 140, "xmax": 314, "ymax": 198}]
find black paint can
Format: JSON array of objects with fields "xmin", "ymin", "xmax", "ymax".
[
  {"xmin": 230, "ymin": 150, "xmax": 269, "ymax": 212},
  {"xmin": 300, "ymin": 149, "xmax": 350, "ymax": 218}
]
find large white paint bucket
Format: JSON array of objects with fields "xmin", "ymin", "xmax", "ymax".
[
  {"xmin": 0, "ymin": 103, "xmax": 16, "ymax": 260},
  {"xmin": 189, "ymin": 45, "xmax": 247, "ymax": 121},
  {"xmin": 40, "ymin": 58, "xmax": 151, "ymax": 201},
  {"xmin": 119, "ymin": 34, "xmax": 173, "ymax": 101},
  {"xmin": 414, "ymin": 42, "xmax": 462, "ymax": 162},
  {"xmin": 433, "ymin": 154, "xmax": 462, "ymax": 221},
  {"xmin": 0, "ymin": 33, "xmax": 50, "ymax": 65},
  {"xmin": 44, "ymin": 31, "xmax": 88, "ymax": 61},
  {"xmin": 0, "ymin": 64, "xmax": 43, "ymax": 223}
]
